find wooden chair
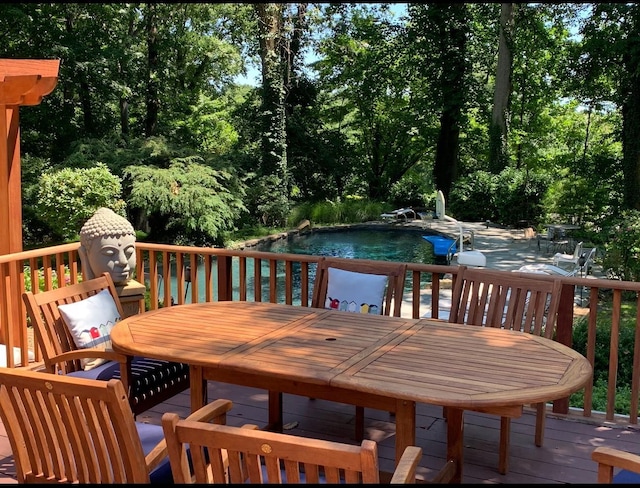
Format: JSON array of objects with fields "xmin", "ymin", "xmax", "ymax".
[
  {"xmin": 307, "ymin": 257, "xmax": 407, "ymax": 440},
  {"xmin": 447, "ymin": 265, "xmax": 563, "ymax": 475},
  {"xmin": 0, "ymin": 368, "xmax": 233, "ymax": 483},
  {"xmin": 310, "ymin": 257, "xmax": 407, "ymax": 317},
  {"xmin": 162, "ymin": 412, "xmax": 423, "ymax": 484},
  {"xmin": 592, "ymin": 446, "xmax": 640, "ymax": 483},
  {"xmin": 22, "ymin": 272, "xmax": 190, "ymax": 416}
]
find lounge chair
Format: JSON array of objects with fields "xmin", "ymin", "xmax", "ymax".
[
  {"xmin": 553, "ymin": 241, "xmax": 583, "ymax": 266},
  {"xmin": 519, "ymin": 247, "xmax": 597, "ymax": 277},
  {"xmin": 380, "ymin": 207, "xmax": 416, "ymax": 221},
  {"xmin": 517, "ymin": 263, "xmax": 579, "ymax": 276}
]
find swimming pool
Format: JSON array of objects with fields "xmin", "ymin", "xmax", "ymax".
[{"xmin": 257, "ymin": 227, "xmax": 437, "ymax": 265}]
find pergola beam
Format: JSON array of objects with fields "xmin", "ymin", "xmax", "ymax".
[{"xmin": 0, "ymin": 59, "xmax": 59, "ymax": 255}]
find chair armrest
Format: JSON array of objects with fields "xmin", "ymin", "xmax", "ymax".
[
  {"xmin": 390, "ymin": 446, "xmax": 422, "ymax": 484},
  {"xmin": 185, "ymin": 398, "xmax": 234, "ymax": 425},
  {"xmin": 146, "ymin": 399, "xmax": 234, "ymax": 474},
  {"xmin": 145, "ymin": 439, "xmax": 169, "ymax": 474},
  {"xmin": 50, "ymin": 349, "xmax": 127, "ymax": 366},
  {"xmin": 429, "ymin": 459, "xmax": 456, "ymax": 484},
  {"xmin": 592, "ymin": 446, "xmax": 640, "ymax": 483}
]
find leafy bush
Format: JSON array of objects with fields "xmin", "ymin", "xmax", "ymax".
[
  {"xmin": 288, "ymin": 199, "xmax": 388, "ymax": 226},
  {"xmin": 35, "ymin": 163, "xmax": 126, "ymax": 242},
  {"xmin": 570, "ymin": 378, "xmax": 634, "ymax": 415},
  {"xmin": 448, "ymin": 170, "xmax": 496, "ymax": 221},
  {"xmin": 245, "ymin": 175, "xmax": 291, "ymax": 228},
  {"xmin": 388, "ymin": 174, "xmax": 428, "ymax": 209},
  {"xmin": 571, "ymin": 308, "xmax": 637, "ymax": 413},
  {"xmin": 601, "ymin": 210, "xmax": 640, "ymax": 281},
  {"xmin": 448, "ymin": 168, "xmax": 550, "ymax": 226},
  {"xmin": 125, "ymin": 158, "xmax": 247, "ymax": 246},
  {"xmin": 23, "ymin": 265, "xmax": 75, "ymax": 293}
]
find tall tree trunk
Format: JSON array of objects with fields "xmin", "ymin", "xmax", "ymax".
[
  {"xmin": 64, "ymin": 8, "xmax": 95, "ymax": 136},
  {"xmin": 255, "ymin": 3, "xmax": 288, "ymax": 183},
  {"xmin": 622, "ymin": 87, "xmax": 640, "ymax": 210},
  {"xmin": 488, "ymin": 3, "xmax": 514, "ymax": 173},
  {"xmin": 432, "ymin": 3, "xmax": 469, "ymax": 202},
  {"xmin": 145, "ymin": 3, "xmax": 159, "ymax": 137},
  {"xmin": 285, "ymin": 3, "xmax": 308, "ymax": 93}
]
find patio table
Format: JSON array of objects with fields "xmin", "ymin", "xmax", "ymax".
[{"xmin": 110, "ymin": 300, "xmax": 591, "ymax": 483}]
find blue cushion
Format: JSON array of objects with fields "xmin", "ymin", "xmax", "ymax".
[
  {"xmin": 256, "ymin": 464, "xmax": 343, "ymax": 484},
  {"xmin": 135, "ymin": 421, "xmax": 173, "ymax": 483},
  {"xmin": 614, "ymin": 469, "xmax": 640, "ymax": 483},
  {"xmin": 68, "ymin": 359, "xmax": 119, "ymax": 380}
]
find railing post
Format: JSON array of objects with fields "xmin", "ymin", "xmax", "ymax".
[
  {"xmin": 553, "ymin": 283, "xmax": 575, "ymax": 414},
  {"xmin": 217, "ymin": 255, "xmax": 233, "ymax": 301}
]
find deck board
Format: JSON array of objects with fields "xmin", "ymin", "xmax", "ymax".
[{"xmin": 0, "ymin": 380, "xmax": 638, "ymax": 484}]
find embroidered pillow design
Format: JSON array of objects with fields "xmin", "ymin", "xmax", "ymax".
[{"xmin": 325, "ymin": 267, "xmax": 388, "ymax": 315}]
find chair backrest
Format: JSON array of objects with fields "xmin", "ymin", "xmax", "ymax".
[
  {"xmin": 582, "ymin": 247, "xmax": 597, "ymax": 268},
  {"xmin": 449, "ymin": 266, "xmax": 563, "ymax": 337},
  {"xmin": 161, "ymin": 413, "xmax": 421, "ymax": 484},
  {"xmin": 0, "ymin": 368, "xmax": 149, "ymax": 483},
  {"xmin": 573, "ymin": 241, "xmax": 584, "ymax": 259},
  {"xmin": 22, "ymin": 272, "xmax": 124, "ymax": 374},
  {"xmin": 310, "ymin": 257, "xmax": 407, "ymax": 317}
]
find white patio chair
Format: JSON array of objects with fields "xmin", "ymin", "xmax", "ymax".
[{"xmin": 553, "ymin": 241, "xmax": 583, "ymax": 266}]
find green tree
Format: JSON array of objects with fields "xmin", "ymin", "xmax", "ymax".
[
  {"xmin": 409, "ymin": 3, "xmax": 471, "ymax": 201},
  {"xmin": 254, "ymin": 3, "xmax": 290, "ymax": 225},
  {"xmin": 124, "ymin": 154, "xmax": 247, "ymax": 246},
  {"xmin": 578, "ymin": 3, "xmax": 640, "ymax": 210},
  {"xmin": 489, "ymin": 3, "xmax": 514, "ymax": 173},
  {"xmin": 315, "ymin": 4, "xmax": 430, "ymax": 200}
]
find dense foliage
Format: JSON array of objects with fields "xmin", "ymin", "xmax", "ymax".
[
  {"xmin": 572, "ymin": 309, "xmax": 638, "ymax": 413},
  {"xmin": 2, "ymin": 3, "xmax": 637, "ymax": 263}
]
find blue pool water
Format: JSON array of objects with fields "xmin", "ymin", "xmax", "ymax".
[{"xmin": 259, "ymin": 227, "xmax": 436, "ymax": 264}]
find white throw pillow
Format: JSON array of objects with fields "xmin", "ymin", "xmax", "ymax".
[
  {"xmin": 58, "ymin": 289, "xmax": 121, "ymax": 371},
  {"xmin": 325, "ymin": 267, "xmax": 388, "ymax": 315}
]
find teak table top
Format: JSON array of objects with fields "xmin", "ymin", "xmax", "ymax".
[{"xmin": 111, "ymin": 300, "xmax": 592, "ymax": 482}]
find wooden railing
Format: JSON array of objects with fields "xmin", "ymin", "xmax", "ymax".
[{"xmin": 2, "ymin": 241, "xmax": 640, "ymax": 427}]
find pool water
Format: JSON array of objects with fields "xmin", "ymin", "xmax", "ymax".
[{"xmin": 259, "ymin": 228, "xmax": 436, "ymax": 265}]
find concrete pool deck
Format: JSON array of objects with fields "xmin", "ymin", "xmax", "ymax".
[
  {"xmin": 386, "ymin": 217, "xmax": 601, "ymax": 275},
  {"xmin": 382, "ymin": 217, "xmax": 602, "ymax": 318}
]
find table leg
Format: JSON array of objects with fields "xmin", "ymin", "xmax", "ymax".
[
  {"xmin": 445, "ymin": 406, "xmax": 464, "ymax": 483},
  {"xmin": 267, "ymin": 390, "xmax": 283, "ymax": 431},
  {"xmin": 394, "ymin": 399, "xmax": 416, "ymax": 466},
  {"xmin": 189, "ymin": 365, "xmax": 206, "ymax": 413}
]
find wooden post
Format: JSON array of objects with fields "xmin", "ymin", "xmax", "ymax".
[
  {"xmin": 553, "ymin": 282, "xmax": 575, "ymax": 414},
  {"xmin": 0, "ymin": 59, "xmax": 60, "ymax": 255},
  {"xmin": 0, "ymin": 59, "xmax": 60, "ymax": 346}
]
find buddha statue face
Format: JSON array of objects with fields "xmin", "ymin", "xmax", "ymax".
[{"xmin": 79, "ymin": 208, "xmax": 136, "ymax": 284}]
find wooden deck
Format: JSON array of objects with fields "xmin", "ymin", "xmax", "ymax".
[{"xmin": 0, "ymin": 380, "xmax": 638, "ymax": 484}]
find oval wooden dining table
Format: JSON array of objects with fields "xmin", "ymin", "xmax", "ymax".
[{"xmin": 111, "ymin": 300, "xmax": 592, "ymax": 483}]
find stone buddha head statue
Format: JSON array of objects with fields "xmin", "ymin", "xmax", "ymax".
[{"xmin": 78, "ymin": 207, "xmax": 136, "ymax": 285}]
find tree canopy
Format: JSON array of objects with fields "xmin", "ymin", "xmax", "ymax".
[{"xmin": 2, "ymin": 2, "xmax": 633, "ymax": 246}]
